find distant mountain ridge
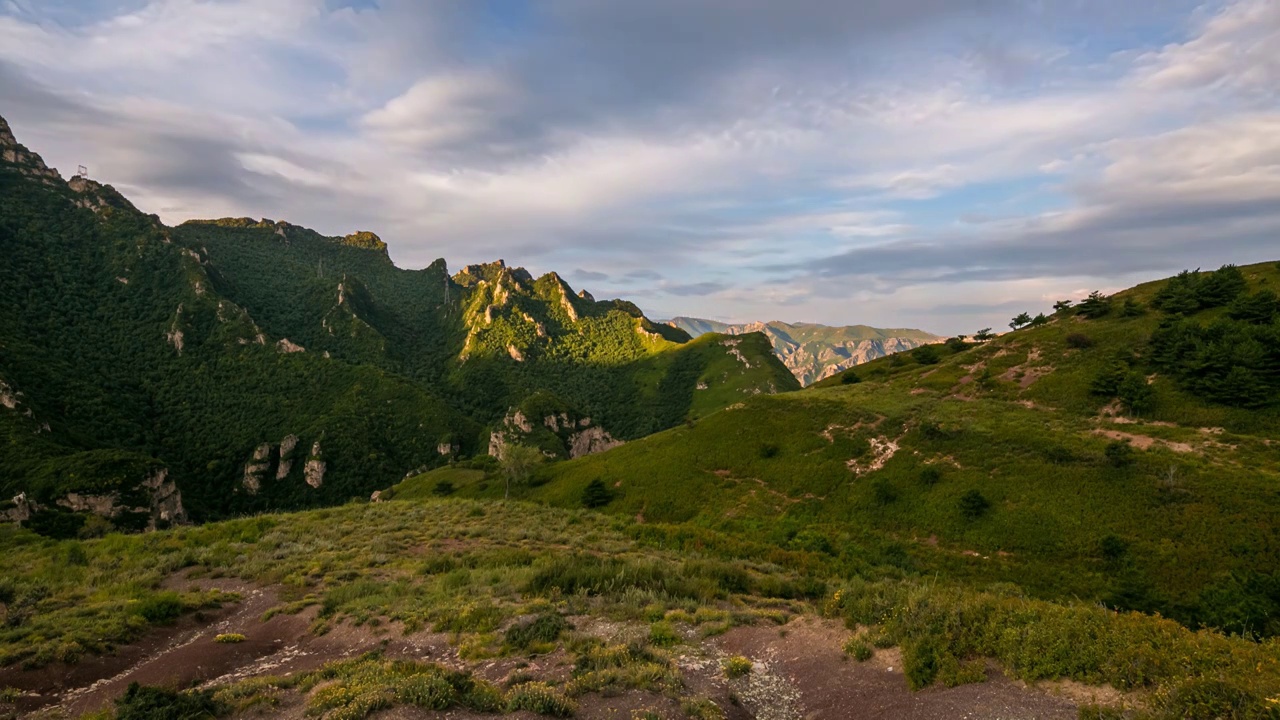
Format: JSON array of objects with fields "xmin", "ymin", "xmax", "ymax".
[{"xmin": 667, "ymin": 317, "xmax": 943, "ymax": 385}]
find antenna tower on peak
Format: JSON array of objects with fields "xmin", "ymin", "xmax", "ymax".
[{"xmin": 75, "ymin": 165, "xmax": 88, "ymax": 178}]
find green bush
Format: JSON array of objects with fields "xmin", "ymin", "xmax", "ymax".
[
  {"xmin": 114, "ymin": 683, "xmax": 225, "ymax": 720},
  {"xmin": 1066, "ymin": 333, "xmax": 1095, "ymax": 349},
  {"xmin": 958, "ymin": 490, "xmax": 990, "ymax": 520},
  {"xmin": 504, "ymin": 613, "xmax": 570, "ymax": 652},
  {"xmin": 722, "ymin": 655, "xmax": 753, "ymax": 678},
  {"xmin": 919, "ymin": 467, "xmax": 942, "ymax": 486},
  {"xmin": 132, "ymin": 592, "xmax": 185, "ymax": 623},
  {"xmin": 581, "ymin": 479, "xmax": 613, "ymax": 509},
  {"xmin": 431, "ymin": 480, "xmax": 456, "ymax": 497},
  {"xmin": 649, "ymin": 621, "xmax": 679, "ymax": 647},
  {"xmin": 505, "ymin": 682, "xmax": 577, "ymax": 717},
  {"xmin": 213, "ymin": 633, "xmax": 246, "ymax": 644},
  {"xmin": 1104, "ymin": 441, "xmax": 1135, "ymax": 468},
  {"xmin": 843, "ymin": 637, "xmax": 873, "ymax": 662}
]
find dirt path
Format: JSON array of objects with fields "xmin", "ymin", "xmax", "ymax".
[{"xmin": 689, "ymin": 617, "xmax": 1081, "ymax": 720}]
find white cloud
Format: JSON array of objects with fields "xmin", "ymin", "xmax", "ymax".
[{"xmin": 0, "ymin": 0, "xmax": 1276, "ymax": 335}]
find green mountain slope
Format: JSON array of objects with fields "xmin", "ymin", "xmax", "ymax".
[
  {"xmin": 464, "ymin": 262, "xmax": 1280, "ymax": 636},
  {"xmin": 0, "ymin": 115, "xmax": 795, "ymax": 530},
  {"xmin": 668, "ymin": 317, "xmax": 943, "ymax": 385}
]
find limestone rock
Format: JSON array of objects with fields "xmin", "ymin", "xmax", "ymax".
[
  {"xmin": 569, "ymin": 426, "xmax": 623, "ymax": 458},
  {"xmin": 242, "ymin": 442, "xmax": 272, "ymax": 494},
  {"xmin": 304, "ymin": 441, "xmax": 326, "ymax": 488}
]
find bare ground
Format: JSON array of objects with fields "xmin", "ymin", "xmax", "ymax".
[{"xmin": 4, "ymin": 585, "xmax": 1096, "ymax": 719}]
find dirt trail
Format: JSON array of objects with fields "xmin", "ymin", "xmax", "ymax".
[{"xmin": 692, "ymin": 617, "xmax": 1081, "ymax": 720}]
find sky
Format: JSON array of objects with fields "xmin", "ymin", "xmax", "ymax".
[{"xmin": 1, "ymin": 0, "xmax": 1277, "ymax": 335}]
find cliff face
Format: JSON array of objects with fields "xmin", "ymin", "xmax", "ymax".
[{"xmin": 667, "ymin": 318, "xmax": 943, "ymax": 385}]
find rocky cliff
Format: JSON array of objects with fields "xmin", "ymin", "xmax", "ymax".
[{"xmin": 667, "ymin": 318, "xmax": 943, "ymax": 385}]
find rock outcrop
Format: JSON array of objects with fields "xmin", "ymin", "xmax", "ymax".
[
  {"xmin": 2, "ymin": 468, "xmax": 187, "ymax": 530},
  {"xmin": 304, "ymin": 441, "xmax": 326, "ymax": 488},
  {"xmin": 569, "ymin": 426, "xmax": 623, "ymax": 458},
  {"xmin": 242, "ymin": 442, "xmax": 272, "ymax": 494},
  {"xmin": 488, "ymin": 401, "xmax": 622, "ymax": 460}
]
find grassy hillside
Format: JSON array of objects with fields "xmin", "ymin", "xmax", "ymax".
[{"xmin": 438, "ymin": 262, "xmax": 1280, "ymax": 638}]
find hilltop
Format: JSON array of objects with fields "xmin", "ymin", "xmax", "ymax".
[
  {"xmin": 0, "ymin": 115, "xmax": 796, "ymax": 530},
  {"xmin": 667, "ymin": 317, "xmax": 942, "ymax": 385}
]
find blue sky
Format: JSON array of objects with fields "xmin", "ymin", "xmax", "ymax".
[{"xmin": 1, "ymin": 0, "xmax": 1277, "ymax": 334}]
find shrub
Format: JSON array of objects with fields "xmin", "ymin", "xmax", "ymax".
[
  {"xmin": 682, "ymin": 697, "xmax": 726, "ymax": 720},
  {"xmin": 843, "ymin": 637, "xmax": 873, "ymax": 662},
  {"xmin": 581, "ymin": 479, "xmax": 613, "ymax": 509},
  {"xmin": 903, "ymin": 638, "xmax": 940, "ymax": 690},
  {"xmin": 840, "ymin": 372, "xmax": 861, "ymax": 384},
  {"xmin": 758, "ymin": 443, "xmax": 779, "ymax": 459},
  {"xmin": 919, "ymin": 467, "xmax": 942, "ymax": 486},
  {"xmin": 1098, "ymin": 535, "xmax": 1129, "ymax": 563},
  {"xmin": 958, "ymin": 490, "xmax": 990, "ymax": 520},
  {"xmin": 1077, "ymin": 291, "xmax": 1111, "ymax": 319},
  {"xmin": 431, "ymin": 480, "xmax": 456, "ymax": 497},
  {"xmin": 1161, "ymin": 679, "xmax": 1266, "ymax": 719},
  {"xmin": 132, "ymin": 592, "xmax": 184, "ymax": 623},
  {"xmin": 913, "ymin": 345, "xmax": 942, "ymax": 365},
  {"xmin": 214, "ymin": 633, "xmax": 246, "ymax": 644},
  {"xmin": 871, "ymin": 479, "xmax": 898, "ymax": 505},
  {"xmin": 505, "ymin": 682, "xmax": 577, "ymax": 717},
  {"xmin": 114, "ymin": 683, "xmax": 225, "ymax": 720},
  {"xmin": 1065, "ymin": 333, "xmax": 1095, "ymax": 349},
  {"xmin": 722, "ymin": 655, "xmax": 753, "ymax": 678},
  {"xmin": 1119, "ymin": 298, "xmax": 1145, "ymax": 318},
  {"xmin": 649, "ymin": 621, "xmax": 680, "ymax": 647},
  {"xmin": 504, "ymin": 613, "xmax": 570, "ymax": 652},
  {"xmin": 1104, "ymin": 441, "xmax": 1134, "ymax": 468}
]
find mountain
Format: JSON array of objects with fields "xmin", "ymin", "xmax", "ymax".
[
  {"xmin": 417, "ymin": 262, "xmax": 1280, "ymax": 638},
  {"xmin": 0, "ymin": 114, "xmax": 797, "ymax": 530},
  {"xmin": 667, "ymin": 317, "xmax": 943, "ymax": 385}
]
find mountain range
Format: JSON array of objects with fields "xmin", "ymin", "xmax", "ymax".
[
  {"xmin": 667, "ymin": 317, "xmax": 943, "ymax": 385},
  {"xmin": 0, "ymin": 114, "xmax": 796, "ymax": 530}
]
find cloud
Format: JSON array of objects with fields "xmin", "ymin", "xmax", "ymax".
[
  {"xmin": 571, "ymin": 268, "xmax": 610, "ymax": 282},
  {"xmin": 0, "ymin": 0, "xmax": 1275, "ymax": 334},
  {"xmin": 662, "ymin": 281, "xmax": 730, "ymax": 297}
]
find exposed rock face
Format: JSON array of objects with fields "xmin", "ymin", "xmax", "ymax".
[
  {"xmin": 0, "ymin": 116, "xmax": 62, "ymax": 185},
  {"xmin": 4, "ymin": 468, "xmax": 187, "ymax": 530},
  {"xmin": 437, "ymin": 442, "xmax": 457, "ymax": 456},
  {"xmin": 0, "ymin": 378, "xmax": 18, "ymax": 410},
  {"xmin": 569, "ymin": 426, "xmax": 623, "ymax": 458},
  {"xmin": 489, "ymin": 404, "xmax": 621, "ymax": 460},
  {"xmin": 143, "ymin": 469, "xmax": 187, "ymax": 527},
  {"xmin": 667, "ymin": 317, "xmax": 943, "ymax": 386},
  {"xmin": 277, "ymin": 338, "xmax": 306, "ymax": 354},
  {"xmin": 166, "ymin": 304, "xmax": 186, "ymax": 354},
  {"xmin": 507, "ymin": 344, "xmax": 525, "ymax": 362},
  {"xmin": 304, "ymin": 441, "xmax": 326, "ymax": 488},
  {"xmin": 242, "ymin": 442, "xmax": 272, "ymax": 494},
  {"xmin": 277, "ymin": 434, "xmax": 299, "ymax": 480},
  {"xmin": 1, "ymin": 493, "xmax": 36, "ymax": 523}
]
